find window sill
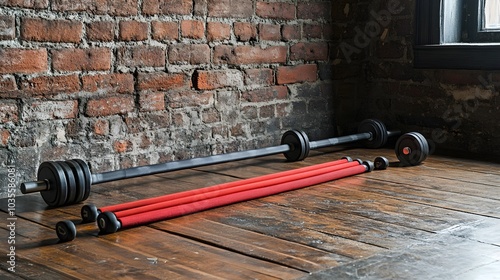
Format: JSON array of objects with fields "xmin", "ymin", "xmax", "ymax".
[{"xmin": 413, "ymin": 44, "xmax": 500, "ymax": 70}]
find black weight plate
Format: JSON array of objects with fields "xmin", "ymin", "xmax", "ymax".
[
  {"xmin": 358, "ymin": 119, "xmax": 388, "ymax": 149},
  {"xmin": 281, "ymin": 130, "xmax": 308, "ymax": 162},
  {"xmin": 297, "ymin": 130, "xmax": 310, "ymax": 161},
  {"xmin": 38, "ymin": 162, "xmax": 68, "ymax": 207},
  {"xmin": 410, "ymin": 132, "xmax": 429, "ymax": 162},
  {"xmin": 73, "ymin": 159, "xmax": 92, "ymax": 202},
  {"xmin": 66, "ymin": 160, "xmax": 86, "ymax": 204},
  {"xmin": 56, "ymin": 220, "xmax": 77, "ymax": 242},
  {"xmin": 57, "ymin": 161, "xmax": 77, "ymax": 206},
  {"xmin": 395, "ymin": 132, "xmax": 428, "ymax": 166},
  {"xmin": 81, "ymin": 204, "xmax": 99, "ymax": 223},
  {"xmin": 374, "ymin": 156, "xmax": 389, "ymax": 170}
]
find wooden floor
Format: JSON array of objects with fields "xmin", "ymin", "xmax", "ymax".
[{"xmin": 2, "ymin": 147, "xmax": 500, "ymax": 279}]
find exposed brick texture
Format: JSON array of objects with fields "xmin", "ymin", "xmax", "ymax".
[
  {"xmin": 21, "ymin": 18, "xmax": 83, "ymax": 43},
  {"xmin": 0, "ymin": 0, "xmax": 336, "ymax": 197}
]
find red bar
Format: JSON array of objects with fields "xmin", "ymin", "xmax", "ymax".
[
  {"xmin": 99, "ymin": 158, "xmax": 353, "ymax": 213},
  {"xmin": 119, "ymin": 164, "xmax": 367, "ymax": 229},
  {"xmin": 115, "ymin": 161, "xmax": 361, "ymax": 218}
]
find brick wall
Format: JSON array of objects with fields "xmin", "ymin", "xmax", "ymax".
[
  {"xmin": 332, "ymin": 0, "xmax": 500, "ymax": 158},
  {"xmin": 0, "ymin": 0, "xmax": 336, "ymax": 197}
]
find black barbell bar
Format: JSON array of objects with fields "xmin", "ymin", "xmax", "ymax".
[{"xmin": 20, "ymin": 119, "xmax": 400, "ymax": 207}]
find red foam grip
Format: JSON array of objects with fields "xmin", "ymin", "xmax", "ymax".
[
  {"xmin": 99, "ymin": 158, "xmax": 352, "ymax": 213},
  {"xmin": 119, "ymin": 164, "xmax": 367, "ymax": 229},
  {"xmin": 115, "ymin": 160, "xmax": 361, "ymax": 218}
]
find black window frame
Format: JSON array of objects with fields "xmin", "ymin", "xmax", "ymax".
[{"xmin": 414, "ymin": 0, "xmax": 500, "ymax": 70}]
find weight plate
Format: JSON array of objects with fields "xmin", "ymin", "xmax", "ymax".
[
  {"xmin": 81, "ymin": 204, "xmax": 99, "ymax": 223},
  {"xmin": 358, "ymin": 119, "xmax": 388, "ymax": 149},
  {"xmin": 57, "ymin": 161, "xmax": 77, "ymax": 206},
  {"xmin": 395, "ymin": 132, "xmax": 429, "ymax": 166},
  {"xmin": 297, "ymin": 130, "xmax": 310, "ymax": 161},
  {"xmin": 281, "ymin": 130, "xmax": 309, "ymax": 162},
  {"xmin": 56, "ymin": 220, "xmax": 77, "ymax": 242},
  {"xmin": 374, "ymin": 156, "xmax": 389, "ymax": 170},
  {"xmin": 73, "ymin": 159, "xmax": 92, "ymax": 202},
  {"xmin": 38, "ymin": 162, "xmax": 68, "ymax": 207},
  {"xmin": 66, "ymin": 160, "xmax": 87, "ymax": 204}
]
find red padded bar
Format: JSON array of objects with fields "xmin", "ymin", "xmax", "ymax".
[
  {"xmin": 115, "ymin": 161, "xmax": 361, "ymax": 218},
  {"xmin": 99, "ymin": 158, "xmax": 352, "ymax": 213},
  {"xmin": 119, "ymin": 164, "xmax": 367, "ymax": 229}
]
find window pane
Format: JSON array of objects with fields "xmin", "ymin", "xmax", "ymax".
[{"xmin": 484, "ymin": 0, "xmax": 500, "ymax": 29}]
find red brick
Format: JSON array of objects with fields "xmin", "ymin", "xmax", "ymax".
[
  {"xmin": 86, "ymin": 96, "xmax": 135, "ymax": 117},
  {"xmin": 256, "ymin": 1, "xmax": 295, "ymax": 20},
  {"xmin": 52, "ymin": 48, "xmax": 111, "ymax": 71},
  {"xmin": 194, "ymin": 70, "xmax": 244, "ymax": 90},
  {"xmin": 119, "ymin": 20, "xmax": 148, "ymax": 41},
  {"xmin": 298, "ymin": 2, "xmax": 331, "ymax": 19},
  {"xmin": 0, "ymin": 76, "xmax": 17, "ymax": 96},
  {"xmin": 0, "ymin": 129, "xmax": 10, "ymax": 146},
  {"xmin": 208, "ymin": 0, "xmax": 253, "ymax": 18},
  {"xmin": 82, "ymin": 73, "xmax": 134, "ymax": 94},
  {"xmin": 303, "ymin": 23, "xmax": 322, "ymax": 39},
  {"xmin": 0, "ymin": 16, "xmax": 15, "ymax": 40},
  {"xmin": 277, "ymin": 64, "xmax": 318, "ymax": 84},
  {"xmin": 152, "ymin": 21, "xmax": 179, "ymax": 41},
  {"xmin": 290, "ymin": 42, "xmax": 329, "ymax": 61},
  {"xmin": 259, "ymin": 23, "xmax": 281, "ymax": 41},
  {"xmin": 207, "ymin": 22, "xmax": 231, "ymax": 41},
  {"xmin": 259, "ymin": 104, "xmax": 274, "ymax": 118},
  {"xmin": 242, "ymin": 86, "xmax": 288, "ymax": 102},
  {"xmin": 1, "ymin": 0, "xmax": 48, "ymax": 9},
  {"xmin": 116, "ymin": 46, "xmax": 165, "ymax": 68},
  {"xmin": 93, "ymin": 119, "xmax": 109, "ymax": 136},
  {"xmin": 166, "ymin": 90, "xmax": 213, "ymax": 108},
  {"xmin": 168, "ymin": 44, "xmax": 210, "ymax": 64},
  {"xmin": 214, "ymin": 45, "xmax": 287, "ymax": 65},
  {"xmin": 234, "ymin": 22, "xmax": 257, "ymax": 41},
  {"xmin": 142, "ymin": 0, "xmax": 193, "ymax": 15},
  {"xmin": 20, "ymin": 74, "xmax": 80, "ymax": 96},
  {"xmin": 181, "ymin": 20, "xmax": 205, "ymax": 39},
  {"xmin": 113, "ymin": 140, "xmax": 133, "ymax": 153},
  {"xmin": 23, "ymin": 100, "xmax": 78, "ymax": 121},
  {"xmin": 139, "ymin": 92, "xmax": 165, "ymax": 111},
  {"xmin": 87, "ymin": 21, "xmax": 115, "ymax": 41},
  {"xmin": 244, "ymin": 68, "xmax": 274, "ymax": 86},
  {"xmin": 0, "ymin": 48, "xmax": 48, "ymax": 74},
  {"xmin": 21, "ymin": 18, "xmax": 82, "ymax": 43},
  {"xmin": 202, "ymin": 108, "xmax": 220, "ymax": 123},
  {"xmin": 282, "ymin": 24, "xmax": 301, "ymax": 41},
  {"xmin": 52, "ymin": 0, "xmax": 138, "ymax": 16},
  {"xmin": 0, "ymin": 102, "xmax": 18, "ymax": 123},
  {"xmin": 137, "ymin": 72, "xmax": 187, "ymax": 91}
]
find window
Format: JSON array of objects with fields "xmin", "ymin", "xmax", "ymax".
[{"xmin": 414, "ymin": 0, "xmax": 500, "ymax": 69}]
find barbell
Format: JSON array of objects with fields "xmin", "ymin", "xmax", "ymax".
[{"xmin": 20, "ymin": 119, "xmax": 399, "ymax": 207}]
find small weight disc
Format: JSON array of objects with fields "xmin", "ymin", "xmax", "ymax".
[
  {"xmin": 374, "ymin": 156, "xmax": 389, "ymax": 170},
  {"xmin": 73, "ymin": 159, "xmax": 92, "ymax": 202},
  {"xmin": 297, "ymin": 130, "xmax": 310, "ymax": 160},
  {"xmin": 66, "ymin": 160, "xmax": 86, "ymax": 204},
  {"xmin": 57, "ymin": 161, "xmax": 77, "ymax": 206},
  {"xmin": 97, "ymin": 212, "xmax": 121, "ymax": 234},
  {"xmin": 38, "ymin": 162, "xmax": 68, "ymax": 207},
  {"xmin": 395, "ymin": 132, "xmax": 429, "ymax": 166},
  {"xmin": 81, "ymin": 204, "xmax": 99, "ymax": 223},
  {"xmin": 56, "ymin": 220, "xmax": 77, "ymax": 242},
  {"xmin": 358, "ymin": 119, "xmax": 388, "ymax": 149},
  {"xmin": 362, "ymin": 160, "xmax": 375, "ymax": 172},
  {"xmin": 281, "ymin": 130, "xmax": 309, "ymax": 162}
]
